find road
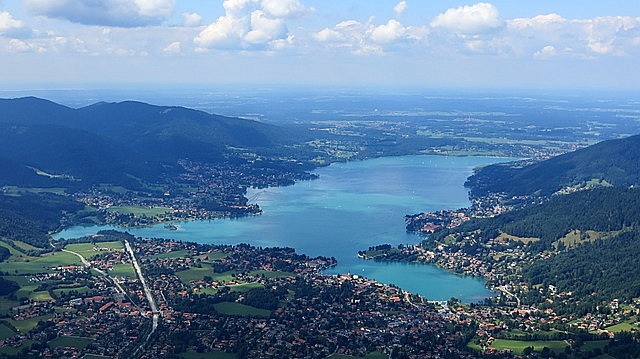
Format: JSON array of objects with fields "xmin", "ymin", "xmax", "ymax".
[
  {"xmin": 496, "ymin": 285, "xmax": 521, "ymax": 307},
  {"xmin": 124, "ymin": 240, "xmax": 160, "ymax": 332}
]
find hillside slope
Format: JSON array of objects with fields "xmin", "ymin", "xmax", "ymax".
[{"xmin": 466, "ymin": 134, "xmax": 640, "ymax": 197}]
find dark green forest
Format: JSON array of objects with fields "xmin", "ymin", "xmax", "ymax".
[{"xmin": 466, "ymin": 134, "xmax": 640, "ymax": 198}]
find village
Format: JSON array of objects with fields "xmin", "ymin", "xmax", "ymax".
[{"xmin": 1, "ymin": 232, "xmax": 483, "ymax": 358}]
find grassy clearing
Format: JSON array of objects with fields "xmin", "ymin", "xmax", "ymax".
[
  {"xmin": 65, "ymin": 242, "xmax": 121, "ymax": 259},
  {"xmin": 7, "ymin": 314, "xmax": 54, "ymax": 333},
  {"xmin": 606, "ymin": 320, "xmax": 640, "ymax": 333},
  {"xmin": 29, "ymin": 290, "xmax": 54, "ymax": 302},
  {"xmin": 109, "ymin": 263, "xmax": 135, "ymax": 277},
  {"xmin": 213, "ymin": 302, "xmax": 272, "ymax": 318},
  {"xmin": 11, "ymin": 241, "xmax": 40, "ymax": 252},
  {"xmin": 228, "ymin": 282, "xmax": 264, "ymax": 293},
  {"xmin": 580, "ymin": 340, "xmax": 609, "ymax": 352},
  {"xmin": 1, "ymin": 186, "xmax": 67, "ymax": 195},
  {"xmin": 99, "ymin": 241, "xmax": 124, "ymax": 249},
  {"xmin": 0, "ymin": 297, "xmax": 20, "ymax": 315},
  {"xmin": 203, "ymin": 252, "xmax": 229, "ymax": 261},
  {"xmin": 107, "ymin": 206, "xmax": 172, "ymax": 217},
  {"xmin": 48, "ymin": 335, "xmax": 94, "ymax": 349},
  {"xmin": 52, "ymin": 285, "xmax": 91, "ymax": 297},
  {"xmin": 0, "ymin": 322, "xmax": 16, "ymax": 340},
  {"xmin": 176, "ymin": 266, "xmax": 215, "ymax": 283},
  {"xmin": 497, "ymin": 233, "xmax": 539, "ymax": 244},
  {"xmin": 490, "ymin": 339, "xmax": 567, "ymax": 355},
  {"xmin": 0, "ymin": 251, "xmax": 80, "ymax": 275},
  {"xmin": 0, "ymin": 240, "xmax": 24, "ymax": 257},
  {"xmin": 0, "ymin": 339, "xmax": 37, "ymax": 356},
  {"xmin": 555, "ymin": 229, "xmax": 604, "ymax": 250}
]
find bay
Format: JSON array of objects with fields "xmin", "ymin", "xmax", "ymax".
[{"xmin": 55, "ymin": 155, "xmax": 508, "ymax": 303}]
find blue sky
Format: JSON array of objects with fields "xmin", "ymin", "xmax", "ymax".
[{"xmin": 0, "ymin": 1, "xmax": 639, "ymax": 90}]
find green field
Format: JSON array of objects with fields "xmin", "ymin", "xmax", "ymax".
[
  {"xmin": 52, "ymin": 285, "xmax": 91, "ymax": 297},
  {"xmin": 176, "ymin": 265, "xmax": 216, "ymax": 283},
  {"xmin": 65, "ymin": 242, "xmax": 122, "ymax": 259},
  {"xmin": 29, "ymin": 290, "xmax": 54, "ymax": 302},
  {"xmin": 606, "ymin": 320, "xmax": 640, "ymax": 333},
  {"xmin": 7, "ymin": 313, "xmax": 54, "ymax": 333},
  {"xmin": 0, "ymin": 241, "xmax": 25, "ymax": 257},
  {"xmin": 0, "ymin": 251, "xmax": 80, "ymax": 274},
  {"xmin": 0, "ymin": 297, "xmax": 20, "ymax": 315},
  {"xmin": 2, "ymin": 186, "xmax": 67, "ymax": 195},
  {"xmin": 213, "ymin": 302, "xmax": 272, "ymax": 318},
  {"xmin": 11, "ymin": 241, "xmax": 40, "ymax": 252},
  {"xmin": 109, "ymin": 263, "xmax": 136, "ymax": 277},
  {"xmin": 107, "ymin": 206, "xmax": 172, "ymax": 217},
  {"xmin": 48, "ymin": 335, "xmax": 94, "ymax": 349},
  {"xmin": 202, "ymin": 251, "xmax": 228, "ymax": 261},
  {"xmin": 580, "ymin": 340, "xmax": 609, "ymax": 352},
  {"xmin": 0, "ymin": 339, "xmax": 37, "ymax": 356},
  {"xmin": 0, "ymin": 322, "xmax": 16, "ymax": 340},
  {"xmin": 490, "ymin": 339, "xmax": 568, "ymax": 354}
]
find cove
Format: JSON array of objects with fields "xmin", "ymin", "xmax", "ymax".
[{"xmin": 55, "ymin": 155, "xmax": 507, "ymax": 303}]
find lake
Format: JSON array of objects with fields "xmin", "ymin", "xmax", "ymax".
[{"xmin": 55, "ymin": 155, "xmax": 508, "ymax": 303}]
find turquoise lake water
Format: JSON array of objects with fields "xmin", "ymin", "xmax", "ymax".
[{"xmin": 55, "ymin": 155, "xmax": 507, "ymax": 303}]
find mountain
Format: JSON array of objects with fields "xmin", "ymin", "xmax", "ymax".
[
  {"xmin": 0, "ymin": 97, "xmax": 308, "ymax": 189},
  {"xmin": 466, "ymin": 134, "xmax": 640, "ymax": 198}
]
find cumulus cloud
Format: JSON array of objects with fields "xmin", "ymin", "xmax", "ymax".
[
  {"xmin": 261, "ymin": 0, "xmax": 309, "ymax": 18},
  {"xmin": 194, "ymin": 0, "xmax": 310, "ymax": 50},
  {"xmin": 394, "ymin": 1, "xmax": 407, "ymax": 19},
  {"xmin": 533, "ymin": 45, "xmax": 556, "ymax": 59},
  {"xmin": 23, "ymin": 0, "xmax": 175, "ymax": 27},
  {"xmin": 0, "ymin": 11, "xmax": 31, "ymax": 38},
  {"xmin": 6, "ymin": 38, "xmax": 43, "ymax": 52},
  {"xmin": 371, "ymin": 19, "xmax": 406, "ymax": 44},
  {"xmin": 163, "ymin": 41, "xmax": 181, "ymax": 54},
  {"xmin": 506, "ymin": 14, "xmax": 640, "ymax": 57},
  {"xmin": 314, "ymin": 3, "xmax": 427, "ymax": 54},
  {"xmin": 182, "ymin": 12, "xmax": 202, "ymax": 27},
  {"xmin": 431, "ymin": 2, "xmax": 503, "ymax": 35}
]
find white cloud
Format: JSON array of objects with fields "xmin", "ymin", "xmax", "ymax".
[
  {"xmin": 261, "ymin": 0, "xmax": 309, "ymax": 18},
  {"xmin": 0, "ymin": 11, "xmax": 31, "ymax": 38},
  {"xmin": 194, "ymin": 0, "xmax": 310, "ymax": 50},
  {"xmin": 533, "ymin": 45, "xmax": 557, "ymax": 59},
  {"xmin": 370, "ymin": 19, "xmax": 405, "ymax": 44},
  {"xmin": 505, "ymin": 14, "xmax": 640, "ymax": 58},
  {"xmin": 6, "ymin": 38, "xmax": 43, "ymax": 52},
  {"xmin": 23, "ymin": 0, "xmax": 175, "ymax": 27},
  {"xmin": 394, "ymin": 1, "xmax": 407, "ymax": 19},
  {"xmin": 163, "ymin": 41, "xmax": 181, "ymax": 54},
  {"xmin": 313, "ymin": 27, "xmax": 344, "ymax": 43},
  {"xmin": 314, "ymin": 2, "xmax": 427, "ymax": 54},
  {"xmin": 182, "ymin": 12, "xmax": 203, "ymax": 27},
  {"xmin": 431, "ymin": 2, "xmax": 503, "ymax": 35},
  {"xmin": 245, "ymin": 10, "xmax": 286, "ymax": 44}
]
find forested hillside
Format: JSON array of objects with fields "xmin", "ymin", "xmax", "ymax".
[
  {"xmin": 0, "ymin": 97, "xmax": 312, "ymax": 190},
  {"xmin": 466, "ymin": 134, "xmax": 640, "ymax": 198}
]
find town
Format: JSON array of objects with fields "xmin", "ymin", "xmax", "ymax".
[{"xmin": 1, "ymin": 231, "xmax": 482, "ymax": 358}]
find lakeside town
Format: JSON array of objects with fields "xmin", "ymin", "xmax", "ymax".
[{"xmin": 0, "ymin": 231, "xmax": 483, "ymax": 358}]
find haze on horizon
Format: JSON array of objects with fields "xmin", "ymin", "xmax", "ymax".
[{"xmin": 0, "ymin": 0, "xmax": 639, "ymax": 91}]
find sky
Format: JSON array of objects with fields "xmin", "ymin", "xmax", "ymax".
[{"xmin": 0, "ymin": 0, "xmax": 639, "ymax": 90}]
